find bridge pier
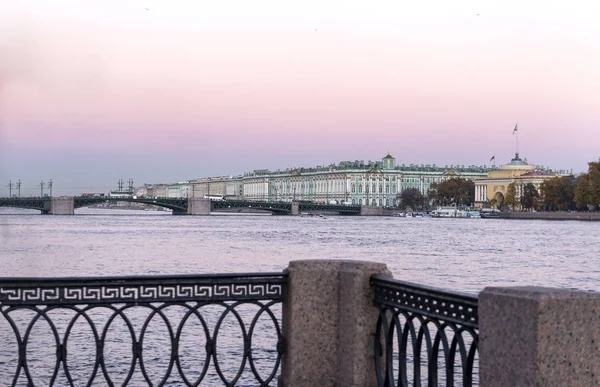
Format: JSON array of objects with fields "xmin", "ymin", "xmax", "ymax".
[
  {"xmin": 187, "ymin": 198, "xmax": 211, "ymax": 215},
  {"xmin": 50, "ymin": 197, "xmax": 74, "ymax": 215},
  {"xmin": 360, "ymin": 205, "xmax": 383, "ymax": 216},
  {"xmin": 291, "ymin": 201, "xmax": 299, "ymax": 216}
]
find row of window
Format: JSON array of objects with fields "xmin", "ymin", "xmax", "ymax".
[{"xmin": 352, "ymin": 198, "xmax": 396, "ymax": 206}]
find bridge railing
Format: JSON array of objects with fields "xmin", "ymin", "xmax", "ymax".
[
  {"xmin": 371, "ymin": 275, "xmax": 479, "ymax": 387},
  {"xmin": 0, "ymin": 273, "xmax": 286, "ymax": 386}
]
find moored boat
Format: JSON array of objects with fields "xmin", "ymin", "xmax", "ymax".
[
  {"xmin": 480, "ymin": 208, "xmax": 501, "ymax": 218},
  {"xmin": 431, "ymin": 207, "xmax": 480, "ymax": 218}
]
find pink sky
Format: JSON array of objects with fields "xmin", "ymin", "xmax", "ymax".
[{"xmin": 1, "ymin": 0, "xmax": 599, "ymax": 195}]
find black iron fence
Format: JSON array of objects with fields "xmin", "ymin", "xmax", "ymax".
[
  {"xmin": 0, "ymin": 273, "xmax": 286, "ymax": 386},
  {"xmin": 371, "ymin": 275, "xmax": 479, "ymax": 387}
]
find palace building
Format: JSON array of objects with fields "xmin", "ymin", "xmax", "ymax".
[
  {"xmin": 240, "ymin": 153, "xmax": 492, "ymax": 206},
  {"xmin": 159, "ymin": 152, "xmax": 571, "ymax": 208},
  {"xmin": 474, "ymin": 152, "xmax": 571, "ymax": 208}
]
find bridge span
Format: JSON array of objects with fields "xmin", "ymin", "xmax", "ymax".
[{"xmin": 0, "ymin": 197, "xmax": 377, "ymax": 216}]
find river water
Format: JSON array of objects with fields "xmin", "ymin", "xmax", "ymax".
[
  {"xmin": 1, "ymin": 207, "xmax": 599, "ymax": 293},
  {"xmin": 1, "ymin": 208, "xmax": 599, "ymax": 385}
]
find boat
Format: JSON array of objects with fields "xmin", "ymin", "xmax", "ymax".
[
  {"xmin": 480, "ymin": 208, "xmax": 501, "ymax": 218},
  {"xmin": 430, "ymin": 207, "xmax": 480, "ymax": 218}
]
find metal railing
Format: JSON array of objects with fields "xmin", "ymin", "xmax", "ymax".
[
  {"xmin": 371, "ymin": 275, "xmax": 479, "ymax": 387},
  {"xmin": 0, "ymin": 273, "xmax": 286, "ymax": 386}
]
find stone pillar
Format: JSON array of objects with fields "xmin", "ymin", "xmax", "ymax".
[
  {"xmin": 281, "ymin": 260, "xmax": 391, "ymax": 387},
  {"xmin": 360, "ymin": 205, "xmax": 383, "ymax": 216},
  {"xmin": 49, "ymin": 196, "xmax": 74, "ymax": 215},
  {"xmin": 291, "ymin": 201, "xmax": 299, "ymax": 216},
  {"xmin": 479, "ymin": 287, "xmax": 600, "ymax": 387},
  {"xmin": 187, "ymin": 198, "xmax": 211, "ymax": 215}
]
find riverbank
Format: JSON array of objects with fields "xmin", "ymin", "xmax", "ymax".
[{"xmin": 499, "ymin": 211, "xmax": 600, "ymax": 221}]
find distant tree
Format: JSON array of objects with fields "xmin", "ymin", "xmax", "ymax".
[
  {"xmin": 574, "ymin": 160, "xmax": 600, "ymax": 210},
  {"xmin": 429, "ymin": 178, "xmax": 475, "ymax": 207},
  {"xmin": 540, "ymin": 176, "xmax": 575, "ymax": 211},
  {"xmin": 540, "ymin": 179, "xmax": 558, "ymax": 210},
  {"xmin": 398, "ymin": 188, "xmax": 426, "ymax": 210},
  {"xmin": 520, "ymin": 183, "xmax": 540, "ymax": 210},
  {"xmin": 504, "ymin": 182, "xmax": 518, "ymax": 210},
  {"xmin": 590, "ymin": 161, "xmax": 600, "ymax": 209},
  {"xmin": 575, "ymin": 174, "xmax": 591, "ymax": 210}
]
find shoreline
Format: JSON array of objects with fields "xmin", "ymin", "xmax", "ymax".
[{"xmin": 499, "ymin": 212, "xmax": 600, "ymax": 221}]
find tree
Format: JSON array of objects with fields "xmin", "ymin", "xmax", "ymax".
[
  {"xmin": 489, "ymin": 198, "xmax": 498, "ymax": 209},
  {"xmin": 573, "ymin": 160, "xmax": 600, "ymax": 210},
  {"xmin": 556, "ymin": 176, "xmax": 576, "ymax": 210},
  {"xmin": 575, "ymin": 174, "xmax": 591, "ymax": 210},
  {"xmin": 540, "ymin": 176, "xmax": 575, "ymax": 211},
  {"xmin": 429, "ymin": 178, "xmax": 475, "ymax": 207},
  {"xmin": 398, "ymin": 188, "xmax": 426, "ymax": 210},
  {"xmin": 520, "ymin": 183, "xmax": 540, "ymax": 210},
  {"xmin": 589, "ymin": 161, "xmax": 600, "ymax": 209},
  {"xmin": 504, "ymin": 182, "xmax": 518, "ymax": 210}
]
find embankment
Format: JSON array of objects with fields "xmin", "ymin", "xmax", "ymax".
[{"xmin": 499, "ymin": 212, "xmax": 600, "ymax": 221}]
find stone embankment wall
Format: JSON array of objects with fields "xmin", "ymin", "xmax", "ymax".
[{"xmin": 500, "ymin": 212, "xmax": 600, "ymax": 221}]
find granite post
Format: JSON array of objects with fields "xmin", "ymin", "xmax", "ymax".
[
  {"xmin": 360, "ymin": 206, "xmax": 383, "ymax": 216},
  {"xmin": 281, "ymin": 260, "xmax": 391, "ymax": 387},
  {"xmin": 291, "ymin": 201, "xmax": 299, "ymax": 216},
  {"xmin": 187, "ymin": 197, "xmax": 211, "ymax": 215},
  {"xmin": 479, "ymin": 286, "xmax": 600, "ymax": 387},
  {"xmin": 49, "ymin": 196, "xmax": 74, "ymax": 215}
]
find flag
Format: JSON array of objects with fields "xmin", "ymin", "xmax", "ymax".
[
  {"xmin": 490, "ymin": 155, "xmax": 495, "ymax": 162},
  {"xmin": 513, "ymin": 124, "xmax": 518, "ymax": 135}
]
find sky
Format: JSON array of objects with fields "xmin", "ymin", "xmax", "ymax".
[{"xmin": 1, "ymin": 0, "xmax": 599, "ymax": 196}]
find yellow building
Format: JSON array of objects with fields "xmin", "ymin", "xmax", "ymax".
[{"xmin": 474, "ymin": 153, "xmax": 563, "ymax": 208}]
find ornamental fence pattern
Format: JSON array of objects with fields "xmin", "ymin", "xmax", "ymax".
[
  {"xmin": 0, "ymin": 273, "xmax": 286, "ymax": 386},
  {"xmin": 371, "ymin": 275, "xmax": 479, "ymax": 387}
]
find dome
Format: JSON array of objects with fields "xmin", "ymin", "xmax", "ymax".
[
  {"xmin": 382, "ymin": 152, "xmax": 395, "ymax": 169},
  {"xmin": 499, "ymin": 153, "xmax": 535, "ymax": 172}
]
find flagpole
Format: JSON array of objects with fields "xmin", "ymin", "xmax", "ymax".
[{"xmin": 515, "ymin": 123, "xmax": 519, "ymax": 155}]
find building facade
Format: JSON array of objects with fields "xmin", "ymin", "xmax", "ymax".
[
  {"xmin": 474, "ymin": 153, "xmax": 570, "ymax": 208},
  {"xmin": 242, "ymin": 154, "xmax": 493, "ymax": 206},
  {"xmin": 188, "ymin": 177, "xmax": 243, "ymax": 199},
  {"xmin": 144, "ymin": 153, "xmax": 571, "ymax": 208}
]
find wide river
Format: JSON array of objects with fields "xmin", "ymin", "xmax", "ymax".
[
  {"xmin": 1, "ymin": 207, "xmax": 599, "ymax": 293},
  {"xmin": 1, "ymin": 207, "xmax": 599, "ymax": 385}
]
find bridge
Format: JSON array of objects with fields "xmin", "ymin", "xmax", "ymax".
[{"xmin": 0, "ymin": 196, "xmax": 371, "ymax": 216}]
